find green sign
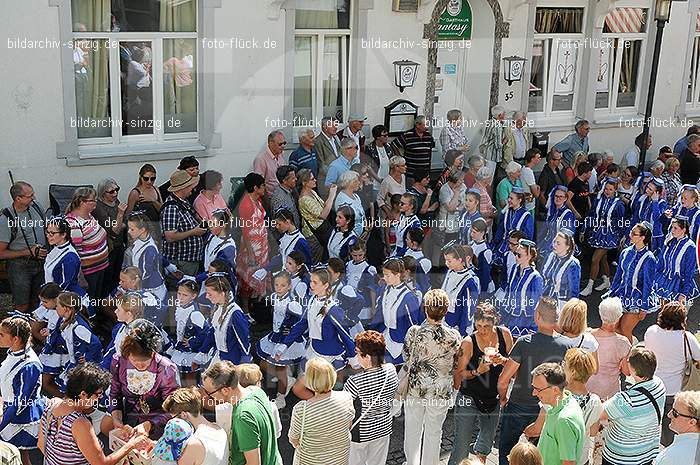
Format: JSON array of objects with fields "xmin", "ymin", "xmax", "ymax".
[{"xmin": 438, "ymin": 0, "xmax": 472, "ymax": 40}]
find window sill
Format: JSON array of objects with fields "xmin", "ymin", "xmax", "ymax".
[
  {"xmin": 528, "ymin": 116, "xmax": 578, "ymax": 133},
  {"xmin": 66, "ymin": 141, "xmax": 208, "ymax": 167}
]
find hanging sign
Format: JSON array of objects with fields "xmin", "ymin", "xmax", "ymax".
[{"xmin": 438, "ymin": 0, "xmax": 473, "ymax": 40}]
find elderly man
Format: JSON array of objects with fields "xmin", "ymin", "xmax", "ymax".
[
  {"xmin": 673, "ymin": 124, "xmax": 700, "ymax": 155},
  {"xmin": 495, "ymin": 161, "xmax": 522, "ymax": 210},
  {"xmin": 532, "ymin": 363, "xmax": 586, "ymax": 465},
  {"xmin": 325, "ymin": 137, "xmax": 360, "ymax": 186},
  {"xmin": 289, "ymin": 127, "xmax": 318, "ymax": 177},
  {"xmin": 654, "ymin": 391, "xmax": 700, "ymax": 465},
  {"xmin": 315, "ymin": 117, "xmax": 342, "ymax": 195},
  {"xmin": 0, "ymin": 181, "xmax": 47, "ymax": 311},
  {"xmin": 553, "ymin": 120, "xmax": 590, "ymax": 171},
  {"xmin": 505, "ymin": 111, "xmax": 530, "ymax": 164},
  {"xmin": 463, "ymin": 154, "xmax": 484, "ymax": 188},
  {"xmin": 679, "ymin": 134, "xmax": 700, "ymax": 185},
  {"xmin": 253, "ymin": 130, "xmax": 287, "ymax": 195},
  {"xmin": 159, "ymin": 155, "xmax": 200, "ymax": 203},
  {"xmin": 160, "ymin": 170, "xmax": 206, "ymax": 276},
  {"xmin": 597, "ymin": 150, "xmax": 615, "ymax": 177},
  {"xmin": 621, "ymin": 132, "xmax": 653, "ymax": 170},
  {"xmin": 270, "ymin": 165, "xmax": 300, "ymax": 229},
  {"xmin": 392, "ymin": 115, "xmax": 436, "ymax": 182},
  {"xmin": 338, "ymin": 114, "xmax": 366, "ymax": 159}
]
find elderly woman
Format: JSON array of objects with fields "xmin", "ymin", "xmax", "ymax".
[
  {"xmin": 403, "ymin": 289, "xmax": 462, "ymax": 465},
  {"xmin": 650, "ymin": 159, "xmax": 665, "ymax": 179},
  {"xmin": 437, "ymin": 170, "xmax": 467, "ymax": 248},
  {"xmin": 298, "ymin": 168, "xmax": 337, "ymax": 263},
  {"xmin": 495, "ymin": 161, "xmax": 522, "ymax": 210},
  {"xmin": 65, "ymin": 187, "xmax": 109, "ymax": 300},
  {"xmin": 464, "ymin": 154, "xmax": 484, "ymax": 188},
  {"xmin": 474, "ymin": 166, "xmax": 497, "ymax": 230},
  {"xmin": 435, "ymin": 149, "xmax": 465, "ymax": 192},
  {"xmin": 109, "ymin": 319, "xmax": 179, "ymax": 439},
  {"xmin": 644, "ymin": 301, "xmax": 700, "ymax": 446},
  {"xmin": 289, "ymin": 357, "xmax": 355, "ymax": 465},
  {"xmin": 38, "ymin": 364, "xmax": 147, "ymax": 465},
  {"xmin": 93, "ymin": 178, "xmax": 127, "ymax": 296},
  {"xmin": 378, "ymin": 156, "xmax": 407, "ymax": 217},
  {"xmin": 365, "ymin": 124, "xmax": 393, "ymax": 191},
  {"xmin": 193, "ymin": 170, "xmax": 229, "ymax": 222},
  {"xmin": 335, "ymin": 170, "xmax": 366, "ymax": 237},
  {"xmin": 662, "ymin": 157, "xmax": 682, "ymax": 206},
  {"xmin": 587, "ymin": 297, "xmax": 631, "ymax": 401},
  {"xmin": 440, "ymin": 109, "xmax": 470, "ymax": 156}
]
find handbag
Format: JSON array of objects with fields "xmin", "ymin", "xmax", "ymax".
[
  {"xmin": 303, "ymin": 215, "xmax": 333, "ymax": 250},
  {"xmin": 395, "ymin": 333, "xmax": 419, "ymax": 401},
  {"xmin": 292, "ymin": 401, "xmax": 307, "ymax": 465},
  {"xmin": 682, "ymin": 332, "xmax": 700, "ymax": 391}
]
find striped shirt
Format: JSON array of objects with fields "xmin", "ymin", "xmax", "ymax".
[
  {"xmin": 602, "ymin": 376, "xmax": 666, "ymax": 465},
  {"xmin": 289, "ymin": 391, "xmax": 354, "ymax": 465},
  {"xmin": 344, "ymin": 364, "xmax": 399, "ymax": 443},
  {"xmin": 392, "ymin": 129, "xmax": 435, "ymax": 179},
  {"xmin": 41, "ymin": 408, "xmax": 92, "ymax": 465},
  {"xmin": 66, "ymin": 213, "xmax": 108, "ymax": 275},
  {"xmin": 289, "ymin": 146, "xmax": 318, "ymax": 177}
]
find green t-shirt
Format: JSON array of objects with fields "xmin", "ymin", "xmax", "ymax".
[
  {"xmin": 230, "ymin": 386, "xmax": 281, "ymax": 465},
  {"xmin": 495, "ymin": 177, "xmax": 522, "ymax": 210},
  {"xmin": 537, "ymin": 392, "xmax": 586, "ymax": 465}
]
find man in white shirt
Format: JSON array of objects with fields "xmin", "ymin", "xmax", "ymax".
[
  {"xmin": 654, "ymin": 391, "xmax": 700, "ymax": 465},
  {"xmin": 520, "ymin": 148, "xmax": 541, "ymax": 214},
  {"xmin": 621, "ymin": 132, "xmax": 653, "ymax": 169}
]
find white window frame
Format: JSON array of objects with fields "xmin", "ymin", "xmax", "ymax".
[
  {"xmin": 529, "ymin": 4, "xmax": 587, "ymax": 126},
  {"xmin": 686, "ymin": 14, "xmax": 700, "ymax": 112}
]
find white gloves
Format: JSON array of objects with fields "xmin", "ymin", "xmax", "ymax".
[{"xmin": 252, "ymin": 269, "xmax": 268, "ymax": 281}]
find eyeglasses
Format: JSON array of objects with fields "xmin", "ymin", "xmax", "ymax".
[
  {"xmin": 278, "ymin": 141, "xmax": 287, "ymax": 147},
  {"xmin": 106, "ymin": 187, "xmax": 120, "ymax": 194},
  {"xmin": 201, "ymin": 385, "xmax": 225, "ymax": 398},
  {"xmin": 671, "ymin": 407, "xmax": 698, "ymax": 420},
  {"xmin": 508, "ymin": 241, "xmax": 519, "ymax": 247},
  {"xmin": 142, "ymin": 176, "xmax": 156, "ymax": 181},
  {"xmin": 531, "ymin": 384, "xmax": 554, "ymax": 393},
  {"xmin": 46, "ymin": 231, "xmax": 60, "ymax": 236},
  {"xmin": 83, "ymin": 198, "xmax": 97, "ymax": 203}
]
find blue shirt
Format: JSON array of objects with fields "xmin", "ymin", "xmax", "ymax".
[
  {"xmin": 289, "ymin": 146, "xmax": 318, "ymax": 177},
  {"xmin": 553, "ymin": 133, "xmax": 589, "ymax": 168},
  {"xmin": 325, "ymin": 154, "xmax": 360, "ymax": 186}
]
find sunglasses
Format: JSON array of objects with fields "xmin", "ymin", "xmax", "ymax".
[
  {"xmin": 46, "ymin": 230, "xmax": 61, "ymax": 236},
  {"xmin": 106, "ymin": 187, "xmax": 120, "ymax": 194},
  {"xmin": 278, "ymin": 141, "xmax": 287, "ymax": 147},
  {"xmin": 671, "ymin": 407, "xmax": 698, "ymax": 420},
  {"xmin": 142, "ymin": 176, "xmax": 156, "ymax": 181}
]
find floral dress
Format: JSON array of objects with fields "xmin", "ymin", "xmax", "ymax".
[{"xmin": 236, "ymin": 194, "xmax": 269, "ymax": 298}]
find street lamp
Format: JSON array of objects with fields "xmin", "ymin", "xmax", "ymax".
[
  {"xmin": 503, "ymin": 56, "xmax": 527, "ymax": 86},
  {"xmin": 393, "ymin": 60, "xmax": 420, "ymax": 93},
  {"xmin": 639, "ymin": 0, "xmax": 679, "ymax": 169}
]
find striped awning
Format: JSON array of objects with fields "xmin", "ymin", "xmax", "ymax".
[{"xmin": 604, "ymin": 8, "xmax": 646, "ymax": 33}]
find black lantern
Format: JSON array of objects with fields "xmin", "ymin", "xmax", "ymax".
[
  {"xmin": 502, "ymin": 55, "xmax": 526, "ymax": 86},
  {"xmin": 393, "ymin": 60, "xmax": 420, "ymax": 92}
]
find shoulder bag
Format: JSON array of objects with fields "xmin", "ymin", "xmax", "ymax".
[
  {"xmin": 396, "ymin": 330, "xmax": 419, "ymax": 401},
  {"xmin": 292, "ymin": 401, "xmax": 307, "ymax": 465},
  {"xmin": 682, "ymin": 332, "xmax": 700, "ymax": 391}
]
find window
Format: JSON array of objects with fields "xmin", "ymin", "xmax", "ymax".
[
  {"xmin": 293, "ymin": 0, "xmax": 351, "ymax": 126},
  {"xmin": 686, "ymin": 13, "xmax": 700, "ymax": 110},
  {"xmin": 72, "ymin": 0, "xmax": 197, "ymax": 146},
  {"xmin": 595, "ymin": 8, "xmax": 647, "ymax": 113},
  {"xmin": 529, "ymin": 8, "xmax": 585, "ymax": 117}
]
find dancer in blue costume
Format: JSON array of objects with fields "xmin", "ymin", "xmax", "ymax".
[
  {"xmin": 394, "ymin": 193, "xmax": 422, "ymax": 257},
  {"xmin": 629, "ymin": 177, "xmax": 666, "ymax": 252},
  {"xmin": 441, "ymin": 243, "xmax": 480, "ymax": 336},
  {"xmin": 469, "ymin": 218, "xmax": 494, "ymax": 295},
  {"xmin": 499, "ymin": 239, "xmax": 544, "ymax": 337},
  {"xmin": 202, "ymin": 209, "xmax": 238, "ymax": 295},
  {"xmin": 539, "ymin": 186, "xmax": 576, "ymax": 258},
  {"xmin": 404, "ymin": 229, "xmax": 432, "ymax": 297},
  {"xmin": 492, "ymin": 187, "xmax": 534, "ymax": 268},
  {"xmin": 327, "ymin": 205, "xmax": 358, "ymax": 261},
  {"xmin": 654, "ymin": 215, "xmax": 699, "ymax": 307},
  {"xmin": 540, "ymin": 228, "xmax": 580, "ymax": 309},
  {"xmin": 458, "ymin": 189, "xmax": 483, "ymax": 245},
  {"xmin": 666, "ymin": 185, "xmax": 700, "ymax": 241},
  {"xmin": 254, "ymin": 208, "xmax": 312, "ymax": 282}
]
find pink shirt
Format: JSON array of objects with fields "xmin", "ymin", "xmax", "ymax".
[
  {"xmin": 193, "ymin": 191, "xmax": 229, "ymax": 222},
  {"xmin": 253, "ymin": 146, "xmax": 285, "ymax": 194},
  {"xmin": 586, "ymin": 330, "xmax": 631, "ymax": 400}
]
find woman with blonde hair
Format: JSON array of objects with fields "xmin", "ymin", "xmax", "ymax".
[
  {"xmin": 289, "ymin": 357, "xmax": 354, "ymax": 465},
  {"xmin": 558, "ymin": 298, "xmax": 599, "ymax": 357},
  {"xmin": 509, "ymin": 442, "xmax": 543, "ymax": 465}
]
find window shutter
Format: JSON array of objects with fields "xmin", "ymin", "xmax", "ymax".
[{"xmin": 392, "ymin": 0, "xmax": 420, "ymax": 13}]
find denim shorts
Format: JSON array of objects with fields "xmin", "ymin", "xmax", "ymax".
[{"xmin": 6, "ymin": 257, "xmax": 44, "ymax": 307}]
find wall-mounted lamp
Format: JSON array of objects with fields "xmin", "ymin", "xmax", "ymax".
[
  {"xmin": 503, "ymin": 55, "xmax": 526, "ymax": 86},
  {"xmin": 393, "ymin": 60, "xmax": 420, "ymax": 92}
]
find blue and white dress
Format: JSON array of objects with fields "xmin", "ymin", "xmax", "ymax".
[
  {"xmin": 368, "ymin": 284, "xmax": 424, "ymax": 365},
  {"xmin": 492, "ymin": 207, "xmax": 534, "ymax": 267},
  {"xmin": 499, "ymin": 265, "xmax": 544, "ymax": 337},
  {"xmin": 279, "ymin": 295, "xmax": 357, "ymax": 371},
  {"xmin": 131, "ymin": 236, "xmax": 168, "ymax": 303},
  {"xmin": 630, "ymin": 194, "xmax": 667, "ymax": 252},
  {"xmin": 256, "ymin": 292, "xmax": 305, "ymax": 366},
  {"xmin": 605, "ymin": 245, "xmax": 658, "ymax": 313},
  {"xmin": 345, "ymin": 259, "xmax": 378, "ymax": 320},
  {"xmin": 42, "ymin": 314, "xmax": 102, "ymax": 389},
  {"xmin": 205, "ymin": 296, "xmax": 252, "ymax": 364},
  {"xmin": 267, "ymin": 230, "xmax": 312, "ymax": 271},
  {"xmin": 0, "ymin": 348, "xmax": 44, "ymax": 449},
  {"xmin": 331, "ymin": 279, "xmax": 366, "ymax": 338},
  {"xmin": 653, "ymin": 236, "xmax": 699, "ymax": 303},
  {"xmin": 671, "ymin": 204, "xmax": 700, "ymax": 241},
  {"xmin": 587, "ymin": 195, "xmax": 626, "ymax": 249},
  {"xmin": 43, "ymin": 242, "xmax": 92, "ymax": 317},
  {"xmin": 458, "ymin": 210, "xmax": 483, "ymax": 245},
  {"xmin": 100, "ymin": 322, "xmax": 129, "ymax": 370},
  {"xmin": 541, "ymin": 252, "xmax": 581, "ymax": 309},
  {"xmin": 539, "ymin": 206, "xmax": 576, "ymax": 258},
  {"xmin": 394, "ymin": 213, "xmax": 422, "ymax": 257},
  {"xmin": 110, "ymin": 286, "xmax": 168, "ymax": 327},
  {"xmin": 168, "ymin": 301, "xmax": 211, "ymax": 373},
  {"xmin": 327, "ymin": 228, "xmax": 358, "ymax": 262},
  {"xmin": 203, "ymin": 234, "xmax": 238, "ymax": 294},
  {"xmin": 290, "ymin": 272, "xmax": 310, "ymax": 303},
  {"xmin": 441, "ymin": 268, "xmax": 480, "ymax": 336},
  {"xmin": 470, "ymin": 240, "xmax": 494, "ymax": 294},
  {"xmin": 405, "ymin": 248, "xmax": 432, "ymax": 296}
]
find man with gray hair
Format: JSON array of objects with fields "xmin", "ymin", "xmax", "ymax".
[
  {"xmin": 504, "ymin": 111, "xmax": 530, "ymax": 164},
  {"xmin": 253, "ymin": 129, "xmax": 287, "ymax": 195},
  {"xmin": 553, "ymin": 119, "xmax": 590, "ymax": 172},
  {"xmin": 392, "ymin": 115, "xmax": 436, "ymax": 182},
  {"xmin": 679, "ymin": 133, "xmax": 700, "ymax": 185},
  {"xmin": 495, "ymin": 161, "xmax": 522, "ymax": 209},
  {"xmin": 0, "ymin": 181, "xmax": 47, "ymax": 311},
  {"xmin": 325, "ymin": 137, "xmax": 360, "ymax": 186},
  {"xmin": 654, "ymin": 390, "xmax": 700, "ymax": 465},
  {"xmin": 314, "ymin": 117, "xmax": 342, "ymax": 197},
  {"xmin": 289, "ymin": 127, "xmax": 318, "ymax": 177}
]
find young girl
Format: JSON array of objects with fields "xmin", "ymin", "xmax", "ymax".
[
  {"xmin": 0, "ymin": 316, "xmax": 45, "ymax": 465},
  {"xmin": 654, "ymin": 215, "xmax": 699, "ymax": 307},
  {"xmin": 402, "ymin": 255, "xmax": 423, "ymax": 301},
  {"xmin": 384, "ymin": 194, "xmax": 403, "ymax": 257},
  {"xmin": 581, "ymin": 178, "xmax": 626, "ymax": 296},
  {"xmin": 32, "ymin": 282, "xmax": 62, "ymax": 344},
  {"xmin": 604, "ymin": 222, "xmax": 658, "ymax": 342},
  {"xmin": 469, "ymin": 218, "xmax": 494, "ymax": 295},
  {"xmin": 458, "ymin": 189, "xmax": 483, "ymax": 246},
  {"xmin": 101, "ymin": 291, "xmax": 144, "ymax": 370},
  {"xmin": 539, "ymin": 185, "xmax": 576, "ymax": 259},
  {"xmin": 256, "ymin": 272, "xmax": 305, "ymax": 409},
  {"xmin": 394, "ymin": 193, "xmax": 422, "ymax": 257},
  {"xmin": 540, "ymin": 229, "xmax": 581, "ymax": 309},
  {"xmin": 127, "ymin": 212, "xmax": 173, "ymax": 306},
  {"xmin": 151, "ymin": 417, "xmax": 194, "ymax": 465},
  {"xmin": 404, "ymin": 229, "xmax": 432, "ymax": 296},
  {"xmin": 669, "ymin": 184, "xmax": 700, "ymax": 241},
  {"xmin": 203, "ymin": 275, "xmax": 252, "ymax": 364},
  {"xmin": 499, "ymin": 239, "xmax": 544, "ymax": 337},
  {"xmin": 617, "ymin": 165, "xmax": 638, "ymax": 212},
  {"xmin": 328, "ymin": 205, "xmax": 358, "ymax": 262},
  {"xmin": 492, "ymin": 187, "xmax": 534, "ymax": 268},
  {"xmin": 630, "ymin": 177, "xmax": 666, "ymax": 252},
  {"xmin": 42, "ymin": 292, "xmax": 102, "ymax": 396},
  {"xmin": 203, "ymin": 209, "xmax": 238, "ymax": 295},
  {"xmin": 285, "ymin": 251, "xmax": 310, "ymax": 303},
  {"xmin": 441, "ymin": 243, "xmax": 481, "ymax": 336},
  {"xmin": 328, "ymin": 258, "xmax": 366, "ymax": 338},
  {"xmin": 368, "ymin": 258, "xmax": 423, "ymax": 365},
  {"xmin": 255, "ymin": 209, "xmax": 312, "ymax": 279},
  {"xmin": 168, "ymin": 279, "xmax": 211, "ymax": 386},
  {"xmin": 113, "ymin": 267, "xmax": 167, "ymax": 326},
  {"xmin": 345, "ymin": 241, "xmax": 378, "ymax": 321}
]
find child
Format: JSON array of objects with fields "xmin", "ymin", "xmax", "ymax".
[
  {"xmin": 0, "ymin": 315, "xmax": 45, "ymax": 465},
  {"xmin": 151, "ymin": 418, "xmax": 194, "ymax": 465},
  {"xmin": 328, "ymin": 258, "xmax": 366, "ymax": 338},
  {"xmin": 404, "ymin": 228, "xmax": 432, "ymax": 296},
  {"xmin": 394, "ymin": 193, "xmax": 422, "ymax": 257},
  {"xmin": 401, "ymin": 255, "xmax": 423, "ymax": 301},
  {"xmin": 32, "ymin": 282, "xmax": 62, "ymax": 344},
  {"xmin": 286, "ymin": 251, "xmax": 311, "ymax": 303},
  {"xmin": 202, "ymin": 275, "xmax": 252, "ymax": 364},
  {"xmin": 328, "ymin": 205, "xmax": 358, "ymax": 261},
  {"xmin": 168, "ymin": 279, "xmax": 211, "ymax": 386},
  {"xmin": 458, "ymin": 189, "xmax": 483, "ymax": 245},
  {"xmin": 203, "ymin": 209, "xmax": 238, "ymax": 295},
  {"xmin": 345, "ymin": 241, "xmax": 378, "ymax": 321},
  {"xmin": 114, "ymin": 267, "xmax": 167, "ymax": 326},
  {"xmin": 256, "ymin": 272, "xmax": 304, "ymax": 408},
  {"xmin": 469, "ymin": 218, "xmax": 495, "ymax": 294},
  {"xmin": 42, "ymin": 292, "xmax": 102, "ymax": 397},
  {"xmin": 255, "ymin": 209, "xmax": 312, "ymax": 281},
  {"xmin": 237, "ymin": 364, "xmax": 283, "ymax": 435},
  {"xmin": 384, "ymin": 194, "xmax": 403, "ymax": 255},
  {"xmin": 441, "ymin": 243, "xmax": 480, "ymax": 336},
  {"xmin": 101, "ymin": 291, "xmax": 144, "ymax": 370}
]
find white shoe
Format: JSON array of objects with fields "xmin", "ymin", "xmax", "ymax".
[
  {"xmin": 286, "ymin": 376, "xmax": 296, "ymax": 396},
  {"xmin": 580, "ymin": 280, "xmax": 594, "ymax": 297},
  {"xmin": 595, "ymin": 275, "xmax": 611, "ymax": 291},
  {"xmin": 274, "ymin": 393, "xmax": 286, "ymax": 410}
]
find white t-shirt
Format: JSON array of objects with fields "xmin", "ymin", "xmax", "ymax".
[
  {"xmin": 520, "ymin": 166, "xmax": 537, "ymax": 211},
  {"xmin": 439, "ymin": 183, "xmax": 466, "ymax": 233},
  {"xmin": 560, "ymin": 332, "xmax": 599, "ymax": 354},
  {"xmin": 644, "ymin": 325, "xmax": 700, "ymax": 395}
]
